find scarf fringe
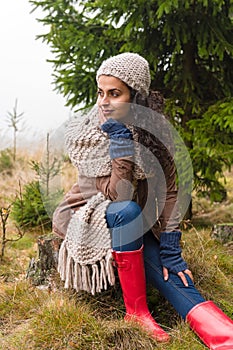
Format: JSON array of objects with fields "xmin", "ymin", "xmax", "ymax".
[{"xmin": 57, "ymin": 241, "xmax": 115, "ymax": 295}]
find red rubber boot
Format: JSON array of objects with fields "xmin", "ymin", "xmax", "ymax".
[
  {"xmin": 186, "ymin": 301, "xmax": 233, "ymax": 349},
  {"xmin": 112, "ymin": 246, "xmax": 170, "ymax": 342}
]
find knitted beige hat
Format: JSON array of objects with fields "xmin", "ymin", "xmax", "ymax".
[{"xmin": 96, "ymin": 52, "xmax": 151, "ymax": 97}]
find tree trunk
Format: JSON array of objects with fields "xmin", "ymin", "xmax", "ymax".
[{"xmin": 26, "ymin": 234, "xmax": 62, "ymax": 285}]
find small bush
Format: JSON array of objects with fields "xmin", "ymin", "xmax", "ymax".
[
  {"xmin": 0, "ymin": 148, "xmax": 14, "ymax": 175},
  {"xmin": 10, "ymin": 180, "xmax": 52, "ymax": 230}
]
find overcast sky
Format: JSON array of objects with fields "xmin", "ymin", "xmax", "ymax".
[{"xmin": 0, "ymin": 0, "xmax": 71, "ymax": 147}]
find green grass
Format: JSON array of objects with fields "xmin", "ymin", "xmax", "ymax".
[
  {"xmin": 1, "ymin": 226, "xmax": 233, "ymax": 349},
  {"xmin": 0, "ymin": 280, "xmax": 207, "ymax": 350},
  {"xmin": 0, "ymin": 164, "xmax": 232, "ymax": 349},
  {"xmin": 9, "ymin": 234, "xmax": 35, "ymax": 250}
]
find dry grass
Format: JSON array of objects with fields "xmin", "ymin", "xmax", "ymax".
[
  {"xmin": 0, "ymin": 151, "xmax": 232, "ymax": 349},
  {"xmin": 1, "ymin": 229, "xmax": 232, "ymax": 349},
  {"xmin": 0, "ymin": 279, "xmax": 207, "ymax": 350},
  {"xmin": 1, "ymin": 158, "xmax": 34, "ymax": 203},
  {"xmin": 192, "ymin": 169, "xmax": 233, "ymax": 225}
]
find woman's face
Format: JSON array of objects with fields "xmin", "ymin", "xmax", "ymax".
[{"xmin": 97, "ymin": 75, "xmax": 131, "ymax": 121}]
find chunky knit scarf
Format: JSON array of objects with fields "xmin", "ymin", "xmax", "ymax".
[
  {"xmin": 65, "ymin": 106, "xmax": 155, "ymax": 179},
  {"xmin": 57, "ymin": 106, "xmax": 156, "ymax": 295},
  {"xmin": 58, "ymin": 192, "xmax": 114, "ymax": 295}
]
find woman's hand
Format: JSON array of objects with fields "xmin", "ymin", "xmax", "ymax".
[
  {"xmin": 160, "ymin": 231, "xmax": 194, "ymax": 287},
  {"xmin": 162, "ymin": 266, "xmax": 194, "ymax": 287},
  {"xmin": 99, "ymin": 117, "xmax": 134, "ymax": 160}
]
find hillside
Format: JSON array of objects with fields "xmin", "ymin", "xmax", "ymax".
[{"xmin": 0, "ymin": 150, "xmax": 232, "ymax": 350}]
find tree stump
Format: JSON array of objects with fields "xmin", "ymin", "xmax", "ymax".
[
  {"xmin": 211, "ymin": 223, "xmax": 233, "ymax": 244},
  {"xmin": 26, "ymin": 234, "xmax": 62, "ymax": 286}
]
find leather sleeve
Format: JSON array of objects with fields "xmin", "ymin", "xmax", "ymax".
[
  {"xmin": 155, "ymin": 157, "xmax": 180, "ymax": 234},
  {"xmin": 95, "ymin": 156, "xmax": 135, "ymax": 201},
  {"xmin": 52, "ymin": 182, "xmax": 88, "ymax": 238}
]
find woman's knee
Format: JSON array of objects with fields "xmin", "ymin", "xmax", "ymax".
[
  {"xmin": 106, "ymin": 200, "xmax": 143, "ymax": 232},
  {"xmin": 109, "ymin": 201, "xmax": 143, "ymax": 251},
  {"xmin": 123, "ymin": 200, "xmax": 142, "ymax": 220},
  {"xmin": 107, "ymin": 200, "xmax": 141, "ymax": 220}
]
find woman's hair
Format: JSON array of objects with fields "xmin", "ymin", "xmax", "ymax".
[
  {"xmin": 130, "ymin": 88, "xmax": 164, "ymax": 115},
  {"xmin": 128, "ymin": 87, "xmax": 174, "ymax": 176}
]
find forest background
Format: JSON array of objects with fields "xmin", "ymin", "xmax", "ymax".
[{"xmin": 0, "ymin": 1, "xmax": 233, "ymax": 349}]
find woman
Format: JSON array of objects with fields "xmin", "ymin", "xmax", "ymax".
[{"xmin": 53, "ymin": 52, "xmax": 233, "ymax": 348}]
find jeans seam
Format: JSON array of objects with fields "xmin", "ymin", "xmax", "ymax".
[{"xmin": 144, "ymin": 256, "xmax": 200, "ymax": 307}]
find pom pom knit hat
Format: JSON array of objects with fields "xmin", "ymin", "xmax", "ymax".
[{"xmin": 96, "ymin": 52, "xmax": 151, "ymax": 97}]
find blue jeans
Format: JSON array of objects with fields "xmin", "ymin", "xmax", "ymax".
[{"xmin": 106, "ymin": 200, "xmax": 205, "ymax": 320}]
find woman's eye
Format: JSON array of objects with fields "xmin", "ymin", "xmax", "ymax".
[{"xmin": 97, "ymin": 90, "xmax": 120, "ymax": 97}]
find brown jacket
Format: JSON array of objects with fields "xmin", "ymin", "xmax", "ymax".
[{"xmin": 53, "ymin": 148, "xmax": 180, "ymax": 240}]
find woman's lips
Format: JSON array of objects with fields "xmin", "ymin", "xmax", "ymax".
[{"xmin": 102, "ymin": 109, "xmax": 114, "ymax": 116}]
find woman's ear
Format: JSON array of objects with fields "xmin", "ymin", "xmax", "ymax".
[
  {"xmin": 133, "ymin": 91, "xmax": 148, "ymax": 107},
  {"xmin": 130, "ymin": 88, "xmax": 137, "ymax": 102}
]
